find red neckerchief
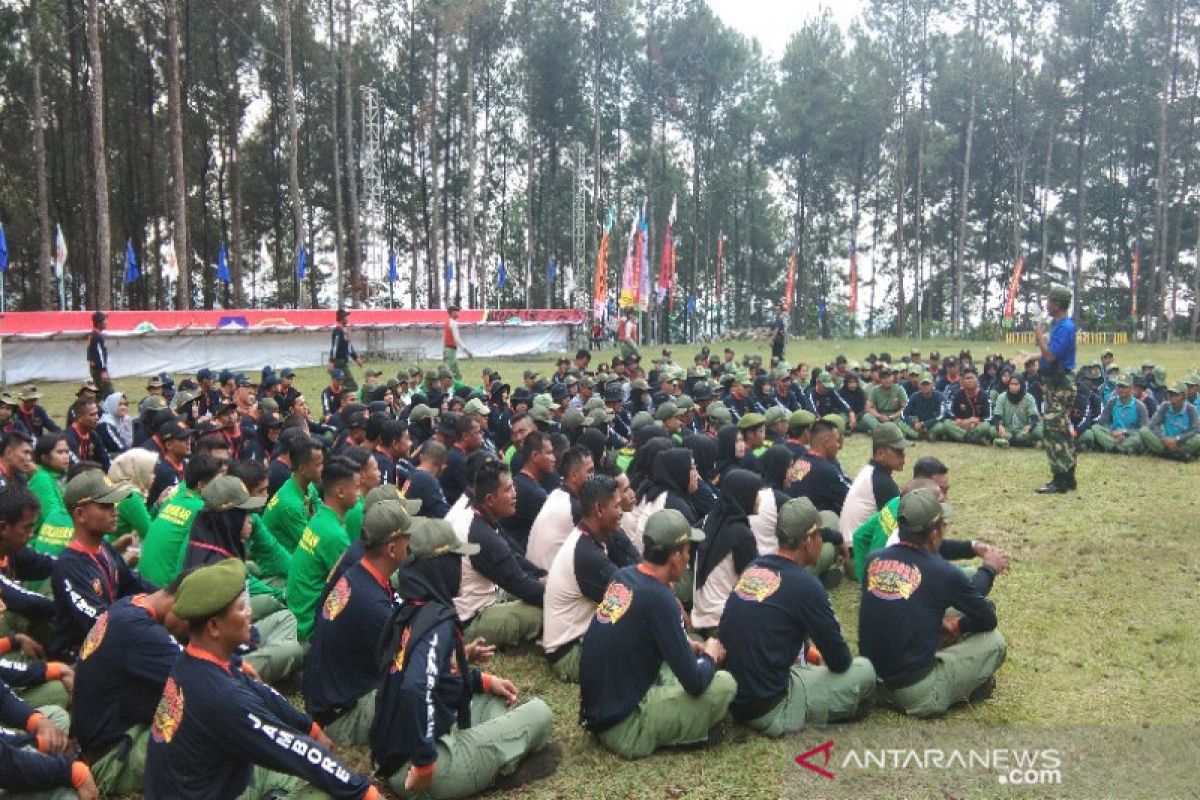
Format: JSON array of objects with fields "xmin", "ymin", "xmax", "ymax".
[
  {"xmin": 960, "ymin": 389, "xmax": 982, "ymax": 417},
  {"xmin": 67, "ymin": 538, "xmax": 116, "ymax": 604},
  {"xmin": 360, "ymin": 559, "xmax": 392, "ymax": 594},
  {"xmin": 151, "ymin": 435, "xmax": 165, "ymax": 452},
  {"xmin": 71, "ymin": 423, "xmax": 92, "ymax": 458},
  {"xmin": 185, "ymin": 643, "xmax": 232, "ymax": 675},
  {"xmin": 162, "ymin": 453, "xmax": 186, "ymax": 477},
  {"xmin": 636, "ymin": 562, "xmax": 657, "ymax": 579}
]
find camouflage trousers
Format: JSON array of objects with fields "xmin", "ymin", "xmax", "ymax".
[{"xmin": 1042, "ymin": 371, "xmax": 1077, "ymax": 477}]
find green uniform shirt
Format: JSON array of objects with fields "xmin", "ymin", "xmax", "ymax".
[
  {"xmin": 867, "ymin": 385, "xmax": 908, "ymax": 416},
  {"xmin": 262, "ymin": 476, "xmax": 320, "ymax": 553},
  {"xmin": 116, "ymin": 494, "xmax": 152, "ymax": 539},
  {"xmin": 852, "ymin": 495, "xmax": 901, "ymax": 582},
  {"xmin": 343, "ymin": 497, "xmax": 365, "ymax": 541},
  {"xmin": 287, "ymin": 503, "xmax": 350, "ymax": 641},
  {"xmin": 993, "ymin": 392, "xmax": 1039, "ymax": 429},
  {"xmin": 140, "ymin": 487, "xmax": 205, "ymax": 587},
  {"xmin": 28, "ymin": 467, "xmax": 73, "ymax": 556}
]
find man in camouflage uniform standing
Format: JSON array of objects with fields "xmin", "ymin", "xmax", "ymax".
[{"xmin": 1034, "ymin": 286, "xmax": 1078, "ymax": 494}]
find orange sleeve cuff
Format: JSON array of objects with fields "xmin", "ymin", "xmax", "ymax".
[
  {"xmin": 362, "ymin": 787, "xmax": 382, "ymax": 800},
  {"xmin": 44, "ymin": 663, "xmax": 65, "ymax": 681},
  {"xmin": 71, "ymin": 761, "xmax": 91, "ymax": 789},
  {"xmin": 0, "ymin": 636, "xmax": 12, "ymax": 656},
  {"xmin": 410, "ymin": 763, "xmax": 436, "ymax": 778},
  {"xmin": 480, "ymin": 673, "xmax": 494, "ymax": 693},
  {"xmin": 241, "ymin": 662, "xmax": 260, "ymax": 680},
  {"xmin": 309, "ymin": 721, "xmax": 322, "ymax": 740},
  {"xmin": 26, "ymin": 711, "xmax": 44, "ymax": 734}
]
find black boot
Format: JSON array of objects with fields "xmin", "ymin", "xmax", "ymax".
[
  {"xmin": 1064, "ymin": 468, "xmax": 1078, "ymax": 491},
  {"xmin": 1036, "ymin": 474, "xmax": 1067, "ymax": 494}
]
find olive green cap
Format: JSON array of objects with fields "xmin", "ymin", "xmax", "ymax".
[
  {"xmin": 897, "ymin": 488, "xmax": 952, "ymax": 536},
  {"xmin": 172, "ymin": 559, "xmax": 247, "ymax": 621},
  {"xmin": 706, "ymin": 404, "xmax": 733, "ymax": 425},
  {"xmin": 654, "ymin": 401, "xmax": 681, "ymax": 421},
  {"xmin": 1047, "ymin": 285, "xmax": 1072, "ymax": 306},
  {"xmin": 201, "ymin": 475, "xmax": 266, "ymax": 512},
  {"xmin": 675, "ymin": 395, "xmax": 695, "ymax": 411},
  {"xmin": 872, "ymin": 422, "xmax": 912, "ymax": 450},
  {"xmin": 1168, "ymin": 382, "xmax": 1188, "ymax": 395},
  {"xmin": 821, "ymin": 413, "xmax": 846, "ymax": 433},
  {"xmin": 788, "ymin": 409, "xmax": 816, "ymax": 429},
  {"xmin": 462, "ymin": 398, "xmax": 489, "ymax": 417},
  {"xmin": 409, "ymin": 404, "xmax": 436, "ymax": 423},
  {"xmin": 528, "ymin": 404, "xmax": 552, "ymax": 423},
  {"xmin": 363, "ymin": 484, "xmax": 421, "ymax": 518},
  {"xmin": 533, "ymin": 393, "xmax": 555, "ymax": 409},
  {"xmin": 561, "ymin": 408, "xmax": 586, "ymax": 430},
  {"xmin": 763, "ymin": 406, "xmax": 787, "ymax": 426},
  {"xmin": 737, "ymin": 412, "xmax": 766, "ymax": 431},
  {"xmin": 776, "ymin": 497, "xmax": 822, "ymax": 550},
  {"xmin": 362, "ymin": 500, "xmax": 414, "ymax": 546},
  {"xmin": 817, "ymin": 371, "xmax": 836, "ymax": 389},
  {"xmin": 642, "ymin": 508, "xmax": 705, "ymax": 551},
  {"xmin": 64, "ymin": 471, "xmax": 134, "ymax": 510},
  {"xmin": 407, "ymin": 518, "xmax": 480, "ymax": 560}
]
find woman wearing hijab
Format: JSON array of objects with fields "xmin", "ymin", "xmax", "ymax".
[
  {"xmin": 683, "ymin": 434, "xmax": 719, "ymax": 519},
  {"xmin": 576, "ymin": 428, "xmax": 609, "ymax": 472},
  {"xmin": 691, "ymin": 468, "xmax": 762, "ymax": 634},
  {"xmin": 714, "ymin": 424, "xmax": 746, "ymax": 480},
  {"xmin": 108, "ymin": 447, "xmax": 158, "ymax": 541},
  {"xmin": 991, "ymin": 374, "xmax": 1042, "ymax": 448},
  {"xmin": 372, "ymin": 519, "xmax": 558, "ymax": 798},
  {"xmin": 840, "ymin": 373, "xmax": 867, "ymax": 430},
  {"xmin": 638, "ymin": 448, "xmax": 699, "ymax": 526},
  {"xmin": 748, "ymin": 445, "xmax": 794, "ymax": 555},
  {"xmin": 181, "ymin": 473, "xmax": 303, "ymax": 684},
  {"xmin": 625, "ymin": 435, "xmax": 673, "ymax": 498},
  {"xmin": 97, "ymin": 392, "xmax": 133, "ymax": 455},
  {"xmin": 749, "ymin": 376, "xmax": 774, "ymax": 415}
]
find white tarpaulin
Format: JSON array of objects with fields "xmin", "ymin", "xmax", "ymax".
[{"xmin": 0, "ymin": 323, "xmax": 573, "ymax": 384}]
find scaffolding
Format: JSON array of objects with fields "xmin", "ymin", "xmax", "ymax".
[{"xmin": 360, "ymin": 86, "xmax": 385, "ymax": 301}]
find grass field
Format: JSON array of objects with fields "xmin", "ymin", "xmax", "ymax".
[{"xmin": 16, "ymin": 336, "xmax": 1200, "ymax": 799}]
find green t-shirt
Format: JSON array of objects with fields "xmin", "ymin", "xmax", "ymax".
[
  {"xmin": 116, "ymin": 494, "xmax": 152, "ymax": 539},
  {"xmin": 28, "ymin": 467, "xmax": 74, "ymax": 556},
  {"xmin": 28, "ymin": 467, "xmax": 66, "ymax": 529},
  {"xmin": 262, "ymin": 476, "xmax": 319, "ymax": 553},
  {"xmin": 344, "ymin": 497, "xmax": 365, "ymax": 541},
  {"xmin": 287, "ymin": 503, "xmax": 350, "ymax": 641},
  {"xmin": 867, "ymin": 385, "xmax": 908, "ymax": 416},
  {"xmin": 852, "ymin": 495, "xmax": 900, "ymax": 582},
  {"xmin": 993, "ymin": 392, "xmax": 1039, "ymax": 430},
  {"xmin": 140, "ymin": 487, "xmax": 205, "ymax": 587}
]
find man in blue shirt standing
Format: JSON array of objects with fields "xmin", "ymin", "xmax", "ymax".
[{"xmin": 1033, "ymin": 286, "xmax": 1077, "ymax": 494}]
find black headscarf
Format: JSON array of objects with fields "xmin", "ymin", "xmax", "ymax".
[
  {"xmin": 641, "ymin": 447, "xmax": 690, "ymax": 499},
  {"xmin": 751, "ymin": 375, "xmax": 774, "ymax": 405},
  {"xmin": 183, "ymin": 508, "xmax": 248, "ymax": 570},
  {"xmin": 715, "ymin": 424, "xmax": 743, "ymax": 478},
  {"xmin": 758, "ymin": 445, "xmax": 793, "ymax": 493},
  {"xmin": 576, "ymin": 428, "xmax": 608, "ymax": 468},
  {"xmin": 1005, "ymin": 375, "xmax": 1027, "ymax": 404},
  {"xmin": 684, "ymin": 434, "xmax": 719, "ymax": 482},
  {"xmin": 627, "ymin": 437, "xmax": 673, "ymax": 496},
  {"xmin": 695, "ymin": 468, "xmax": 762, "ymax": 589}
]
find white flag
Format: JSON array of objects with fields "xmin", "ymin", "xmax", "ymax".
[
  {"xmin": 162, "ymin": 239, "xmax": 179, "ymax": 282},
  {"xmin": 53, "ymin": 224, "xmax": 67, "ymax": 278},
  {"xmin": 259, "ymin": 237, "xmax": 271, "ymax": 272}
]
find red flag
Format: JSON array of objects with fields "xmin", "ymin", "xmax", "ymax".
[
  {"xmin": 784, "ymin": 249, "xmax": 797, "ymax": 313},
  {"xmin": 848, "ymin": 242, "xmax": 858, "ymax": 314},
  {"xmin": 715, "ymin": 233, "xmax": 724, "ymax": 302},
  {"xmin": 1003, "ymin": 255, "xmax": 1025, "ymax": 320},
  {"xmin": 657, "ymin": 195, "xmax": 677, "ymax": 310},
  {"xmin": 1131, "ymin": 241, "xmax": 1140, "ymax": 317}
]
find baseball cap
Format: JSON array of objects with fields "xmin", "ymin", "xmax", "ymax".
[
  {"xmin": 462, "ymin": 398, "xmax": 488, "ymax": 417},
  {"xmin": 362, "ymin": 484, "xmax": 422, "ymax": 517},
  {"xmin": 872, "ymin": 422, "xmax": 912, "ymax": 450},
  {"xmin": 631, "ymin": 411, "xmax": 656, "ymax": 431},
  {"xmin": 737, "ymin": 412, "xmax": 766, "ymax": 431},
  {"xmin": 763, "ymin": 407, "xmax": 787, "ymax": 426},
  {"xmin": 172, "ymin": 559, "xmax": 247, "ymax": 622},
  {"xmin": 64, "ymin": 471, "xmax": 134, "ymax": 509},
  {"xmin": 788, "ymin": 409, "xmax": 816, "ymax": 429},
  {"xmin": 706, "ymin": 404, "xmax": 732, "ymax": 425},
  {"xmin": 817, "ymin": 371, "xmax": 836, "ymax": 389},
  {"xmin": 897, "ymin": 488, "xmax": 952, "ymax": 536},
  {"xmin": 654, "ymin": 401, "xmax": 681, "ymax": 421},
  {"xmin": 330, "ymin": 368, "xmax": 346, "ymax": 381},
  {"xmin": 362, "ymin": 500, "xmax": 414, "ymax": 546},
  {"xmin": 280, "ymin": 368, "xmax": 296, "ymax": 378},
  {"xmin": 201, "ymin": 475, "xmax": 267, "ymax": 512},
  {"xmin": 158, "ymin": 419, "xmax": 195, "ymax": 441},
  {"xmin": 409, "ymin": 404, "xmax": 436, "ymax": 423},
  {"xmin": 561, "ymin": 408, "xmax": 586, "ymax": 429},
  {"xmin": 528, "ymin": 405, "xmax": 552, "ymax": 424},
  {"xmin": 643, "ymin": 508, "xmax": 705, "ymax": 551},
  {"xmin": 776, "ymin": 497, "xmax": 822, "ymax": 550},
  {"xmin": 407, "ymin": 518, "xmax": 480, "ymax": 559}
]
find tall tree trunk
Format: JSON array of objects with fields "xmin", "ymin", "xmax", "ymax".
[
  {"xmin": 1150, "ymin": 0, "xmax": 1178, "ymax": 340},
  {"xmin": 524, "ymin": 0, "xmax": 535, "ymax": 309},
  {"xmin": 87, "ymin": 0, "xmax": 112, "ymax": 309},
  {"xmin": 427, "ymin": 16, "xmax": 442, "ymax": 308},
  {"xmin": 466, "ymin": 19, "xmax": 479, "ymax": 308},
  {"xmin": 342, "ymin": 0, "xmax": 361, "ymax": 305},
  {"xmin": 166, "ymin": 0, "xmax": 189, "ymax": 309},
  {"xmin": 29, "ymin": 0, "xmax": 52, "ymax": 307},
  {"xmin": 407, "ymin": 0, "xmax": 420, "ymax": 307},
  {"xmin": 953, "ymin": 0, "xmax": 981, "ymax": 335},
  {"xmin": 590, "ymin": 0, "xmax": 604, "ymax": 296},
  {"xmin": 327, "ymin": 0, "xmax": 344, "ymax": 307},
  {"xmin": 280, "ymin": 0, "xmax": 305, "ymax": 305}
]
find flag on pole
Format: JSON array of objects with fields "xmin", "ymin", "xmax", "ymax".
[
  {"xmin": 657, "ymin": 194, "xmax": 677, "ymax": 309},
  {"xmin": 162, "ymin": 239, "xmax": 179, "ymax": 283},
  {"xmin": 847, "ymin": 242, "xmax": 858, "ymax": 314},
  {"xmin": 565, "ymin": 262, "xmax": 575, "ymax": 302},
  {"xmin": 547, "ymin": 257, "xmax": 557, "ymax": 285},
  {"xmin": 296, "ymin": 244, "xmax": 307, "ymax": 279},
  {"xmin": 444, "ymin": 258, "xmax": 454, "ymax": 306},
  {"xmin": 259, "ymin": 237, "xmax": 272, "ymax": 273},
  {"xmin": 715, "ymin": 231, "xmax": 725, "ymax": 302},
  {"xmin": 619, "ymin": 203, "xmax": 643, "ymax": 309},
  {"xmin": 1003, "ymin": 254, "xmax": 1025, "ymax": 322},
  {"xmin": 594, "ymin": 210, "xmax": 612, "ymax": 321},
  {"xmin": 638, "ymin": 205, "xmax": 651, "ymax": 312},
  {"xmin": 216, "ymin": 244, "xmax": 231, "ymax": 284},
  {"xmin": 0, "ymin": 224, "xmax": 8, "ymax": 273},
  {"xmin": 53, "ymin": 224, "xmax": 67, "ymax": 278},
  {"xmin": 783, "ymin": 248, "xmax": 797, "ymax": 312},
  {"xmin": 388, "ymin": 250, "xmax": 399, "ymax": 284},
  {"xmin": 497, "ymin": 258, "xmax": 507, "ymax": 288},
  {"xmin": 124, "ymin": 239, "xmax": 139, "ymax": 284},
  {"xmin": 1131, "ymin": 240, "xmax": 1140, "ymax": 318}
]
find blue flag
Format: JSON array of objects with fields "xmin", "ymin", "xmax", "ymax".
[
  {"xmin": 0, "ymin": 224, "xmax": 8, "ymax": 273},
  {"xmin": 686, "ymin": 294, "xmax": 696, "ymax": 316},
  {"xmin": 217, "ymin": 244, "xmax": 230, "ymax": 284},
  {"xmin": 497, "ymin": 259, "xmax": 507, "ymax": 288},
  {"xmin": 547, "ymin": 257, "xmax": 557, "ymax": 284},
  {"xmin": 124, "ymin": 238, "xmax": 139, "ymax": 284},
  {"xmin": 388, "ymin": 250, "xmax": 398, "ymax": 283},
  {"xmin": 296, "ymin": 245, "xmax": 307, "ymax": 279},
  {"xmin": 444, "ymin": 259, "xmax": 454, "ymax": 296},
  {"xmin": 818, "ymin": 298, "xmax": 827, "ymax": 320}
]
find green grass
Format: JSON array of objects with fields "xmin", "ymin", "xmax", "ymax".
[{"xmin": 24, "ymin": 336, "xmax": 1200, "ymax": 799}]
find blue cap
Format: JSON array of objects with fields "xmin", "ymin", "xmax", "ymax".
[
  {"xmin": 331, "ymin": 368, "xmax": 346, "ymax": 380},
  {"xmin": 280, "ymin": 368, "xmax": 296, "ymax": 378},
  {"xmin": 197, "ymin": 368, "xmax": 215, "ymax": 382}
]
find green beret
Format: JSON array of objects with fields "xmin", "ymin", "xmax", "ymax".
[{"xmin": 172, "ymin": 559, "xmax": 247, "ymax": 622}]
